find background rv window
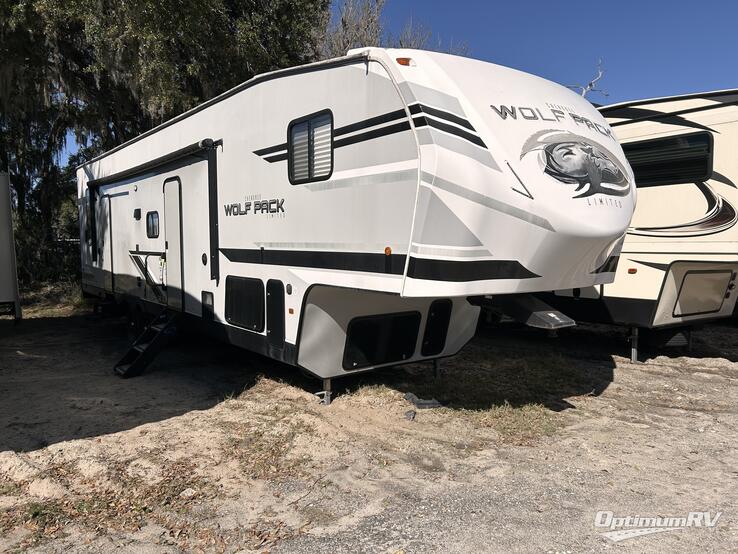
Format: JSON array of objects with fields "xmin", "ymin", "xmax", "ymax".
[
  {"xmin": 146, "ymin": 211, "xmax": 159, "ymax": 238},
  {"xmin": 288, "ymin": 111, "xmax": 333, "ymax": 185},
  {"xmin": 622, "ymin": 132, "xmax": 712, "ymax": 187}
]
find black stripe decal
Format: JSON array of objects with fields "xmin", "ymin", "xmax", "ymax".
[
  {"xmin": 255, "ymin": 103, "xmax": 487, "ymax": 161},
  {"xmin": 412, "ymin": 116, "xmax": 487, "ymax": 148},
  {"xmin": 264, "ymin": 152, "xmax": 288, "ymax": 162},
  {"xmin": 633, "ymin": 260, "xmax": 669, "ymax": 271},
  {"xmin": 409, "ymin": 103, "xmax": 475, "ymax": 131},
  {"xmin": 609, "ymin": 101, "xmax": 738, "ymax": 131},
  {"xmin": 334, "ymin": 109, "xmax": 407, "ymax": 137},
  {"xmin": 130, "ymin": 250, "xmax": 165, "ymax": 256},
  {"xmin": 333, "ymin": 120, "xmax": 412, "ymax": 149},
  {"xmin": 407, "ymin": 257, "xmax": 539, "ymax": 282},
  {"xmin": 254, "ymin": 143, "xmax": 287, "ymax": 156},
  {"xmin": 220, "ymin": 248, "xmax": 406, "ymax": 275},
  {"xmin": 258, "ymin": 116, "xmax": 413, "ymax": 163},
  {"xmin": 256, "ymin": 105, "xmax": 487, "ymax": 163}
]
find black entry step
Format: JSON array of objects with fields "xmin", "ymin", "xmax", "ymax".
[{"xmin": 114, "ymin": 310, "xmax": 179, "ymax": 378}]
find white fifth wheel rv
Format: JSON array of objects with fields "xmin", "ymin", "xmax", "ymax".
[
  {"xmin": 77, "ymin": 48, "xmax": 635, "ymax": 398},
  {"xmin": 0, "ymin": 172, "xmax": 21, "ymax": 321},
  {"xmin": 544, "ymin": 90, "xmax": 738, "ymax": 359}
]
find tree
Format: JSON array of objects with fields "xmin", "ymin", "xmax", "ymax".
[
  {"xmin": 322, "ymin": 0, "xmax": 385, "ymax": 59},
  {"xmin": 567, "ymin": 58, "xmax": 608, "ymax": 99},
  {"xmin": 2, "ymin": 0, "xmax": 467, "ymax": 284},
  {"xmin": 1, "ymin": 0, "xmax": 332, "ymax": 283},
  {"xmin": 322, "ymin": 0, "xmax": 469, "ymax": 59}
]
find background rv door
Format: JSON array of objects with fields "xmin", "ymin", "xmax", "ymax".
[{"xmin": 163, "ymin": 177, "xmax": 184, "ymax": 311}]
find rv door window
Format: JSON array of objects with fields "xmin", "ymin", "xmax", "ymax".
[
  {"xmin": 146, "ymin": 211, "xmax": 160, "ymax": 238},
  {"xmin": 288, "ymin": 110, "xmax": 333, "ymax": 185},
  {"xmin": 622, "ymin": 132, "xmax": 712, "ymax": 187}
]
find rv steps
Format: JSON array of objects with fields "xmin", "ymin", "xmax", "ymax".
[{"xmin": 114, "ymin": 310, "xmax": 178, "ymax": 378}]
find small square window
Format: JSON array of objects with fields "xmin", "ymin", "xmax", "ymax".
[
  {"xmin": 146, "ymin": 211, "xmax": 159, "ymax": 238},
  {"xmin": 288, "ymin": 111, "xmax": 333, "ymax": 185}
]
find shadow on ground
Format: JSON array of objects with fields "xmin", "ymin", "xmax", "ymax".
[
  {"xmin": 342, "ymin": 322, "xmax": 617, "ymax": 412},
  {"xmin": 0, "ymin": 314, "xmax": 271, "ymax": 452},
  {"xmin": 0, "ymin": 312, "xmax": 619, "ymax": 452}
]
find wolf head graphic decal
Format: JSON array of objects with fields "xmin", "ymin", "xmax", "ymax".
[{"xmin": 521, "ymin": 130, "xmax": 632, "ymax": 198}]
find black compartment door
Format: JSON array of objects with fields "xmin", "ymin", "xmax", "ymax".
[{"xmin": 266, "ymin": 280, "xmax": 285, "ymax": 348}]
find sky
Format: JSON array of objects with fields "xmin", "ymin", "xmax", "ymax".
[{"xmin": 381, "ymin": 0, "xmax": 738, "ymax": 104}]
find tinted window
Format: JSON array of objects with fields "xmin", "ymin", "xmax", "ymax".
[
  {"xmin": 622, "ymin": 132, "xmax": 712, "ymax": 187},
  {"xmin": 289, "ymin": 111, "xmax": 333, "ymax": 184},
  {"xmin": 146, "ymin": 211, "xmax": 159, "ymax": 238}
]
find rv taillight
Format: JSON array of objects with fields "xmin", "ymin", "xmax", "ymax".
[{"xmin": 396, "ymin": 57, "xmax": 415, "ymax": 67}]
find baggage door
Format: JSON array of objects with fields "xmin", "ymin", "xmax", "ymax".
[{"xmin": 163, "ymin": 177, "xmax": 184, "ymax": 311}]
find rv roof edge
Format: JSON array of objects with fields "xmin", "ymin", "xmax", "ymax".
[
  {"xmin": 600, "ymin": 87, "xmax": 738, "ymax": 112},
  {"xmin": 77, "ymin": 53, "xmax": 370, "ymax": 171}
]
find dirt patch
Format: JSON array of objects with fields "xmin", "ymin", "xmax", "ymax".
[{"xmin": 1, "ymin": 303, "xmax": 737, "ymax": 552}]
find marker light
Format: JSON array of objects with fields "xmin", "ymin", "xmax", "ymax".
[
  {"xmin": 396, "ymin": 57, "xmax": 415, "ymax": 67},
  {"xmin": 628, "ymin": 268, "xmax": 637, "ymax": 274},
  {"xmin": 385, "ymin": 246, "xmax": 392, "ymax": 256}
]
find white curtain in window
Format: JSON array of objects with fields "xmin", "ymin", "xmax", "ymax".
[
  {"xmin": 291, "ymin": 121, "xmax": 310, "ymax": 182},
  {"xmin": 311, "ymin": 113, "xmax": 332, "ymax": 179}
]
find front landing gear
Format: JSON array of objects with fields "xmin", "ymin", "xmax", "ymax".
[
  {"xmin": 433, "ymin": 359, "xmax": 442, "ymax": 380},
  {"xmin": 315, "ymin": 378, "xmax": 332, "ymax": 406},
  {"xmin": 629, "ymin": 326, "xmax": 639, "ymax": 363}
]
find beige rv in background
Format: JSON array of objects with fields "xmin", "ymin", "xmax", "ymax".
[
  {"xmin": 544, "ymin": 90, "xmax": 738, "ymax": 358},
  {"xmin": 0, "ymin": 172, "xmax": 21, "ymax": 321}
]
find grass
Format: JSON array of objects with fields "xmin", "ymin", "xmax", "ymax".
[
  {"xmin": 0, "ymin": 500, "xmax": 67, "ymax": 548},
  {"xmin": 0, "ymin": 458, "xmax": 216, "ymax": 550},
  {"xmin": 0, "ymin": 480, "xmax": 21, "ymax": 496},
  {"xmin": 346, "ymin": 380, "xmax": 560, "ymax": 446},
  {"xmin": 19, "ymin": 280, "xmax": 88, "ymax": 318},
  {"xmin": 340, "ymin": 343, "xmax": 593, "ymax": 445},
  {"xmin": 221, "ymin": 405, "xmax": 316, "ymax": 480},
  {"xmin": 457, "ymin": 402, "xmax": 560, "ymax": 445}
]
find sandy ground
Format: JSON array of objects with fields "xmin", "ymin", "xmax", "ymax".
[{"xmin": 0, "ymin": 297, "xmax": 737, "ymax": 552}]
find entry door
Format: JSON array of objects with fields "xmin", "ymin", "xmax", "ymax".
[{"xmin": 163, "ymin": 177, "xmax": 184, "ymax": 311}]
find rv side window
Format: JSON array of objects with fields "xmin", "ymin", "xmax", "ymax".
[
  {"xmin": 622, "ymin": 132, "xmax": 712, "ymax": 187},
  {"xmin": 288, "ymin": 110, "xmax": 333, "ymax": 185},
  {"xmin": 146, "ymin": 211, "xmax": 159, "ymax": 238}
]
